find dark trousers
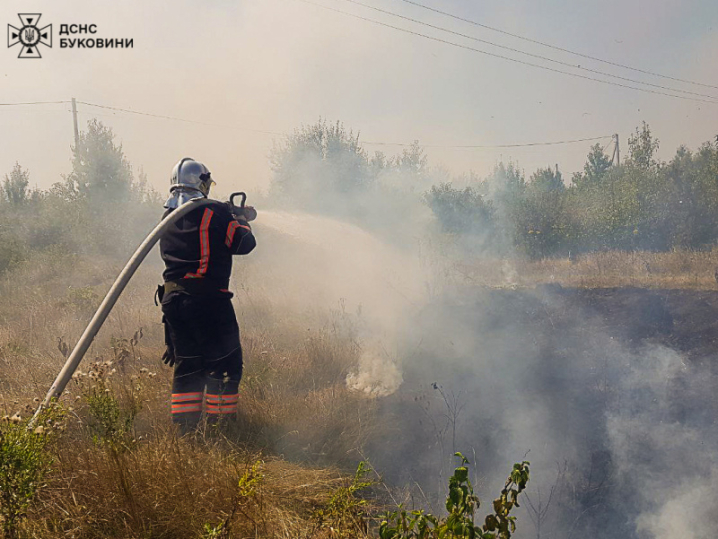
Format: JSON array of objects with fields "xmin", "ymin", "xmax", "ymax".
[{"xmin": 161, "ymin": 293, "xmax": 243, "ymax": 430}]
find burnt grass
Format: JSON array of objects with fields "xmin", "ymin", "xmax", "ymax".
[{"xmin": 366, "ymin": 285, "xmax": 718, "ymax": 538}]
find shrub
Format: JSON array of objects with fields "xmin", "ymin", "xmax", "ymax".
[
  {"xmin": 0, "ymin": 408, "xmax": 62, "ymax": 539},
  {"xmin": 379, "ymin": 453, "xmax": 530, "ymax": 539},
  {"xmin": 313, "ymin": 461, "xmax": 374, "ymax": 538},
  {"xmin": 424, "ymin": 183, "xmax": 495, "ymax": 241}
]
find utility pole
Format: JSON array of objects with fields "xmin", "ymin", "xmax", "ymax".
[
  {"xmin": 71, "ymin": 97, "xmax": 79, "ymax": 150},
  {"xmin": 610, "ymin": 134, "xmax": 618, "ymax": 231}
]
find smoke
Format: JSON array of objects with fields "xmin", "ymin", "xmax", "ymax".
[
  {"xmin": 216, "ymin": 123, "xmax": 716, "ymax": 537},
  {"xmin": 43, "ymin": 114, "xmax": 708, "ymax": 538},
  {"xmin": 254, "ymin": 209, "xmax": 424, "ymax": 320},
  {"xmin": 606, "ymin": 345, "xmax": 718, "ymax": 539},
  {"xmin": 635, "ymin": 475, "xmax": 718, "ymax": 539},
  {"xmin": 347, "ymin": 344, "xmax": 404, "ymax": 397},
  {"xmin": 250, "ymin": 209, "xmax": 423, "ymax": 395},
  {"xmin": 245, "ymin": 200, "xmax": 718, "ymax": 538},
  {"xmin": 5, "ymin": 109, "xmax": 716, "ymax": 538},
  {"xmin": 403, "ymin": 288, "xmax": 718, "ymax": 538},
  {"xmin": 4, "ymin": 3, "xmax": 718, "ymax": 537}
]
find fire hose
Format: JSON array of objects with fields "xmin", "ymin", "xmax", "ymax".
[{"xmin": 29, "ymin": 193, "xmax": 248, "ymax": 427}]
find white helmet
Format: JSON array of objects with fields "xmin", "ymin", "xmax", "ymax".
[{"xmin": 163, "ymin": 158, "xmax": 215, "ymax": 209}]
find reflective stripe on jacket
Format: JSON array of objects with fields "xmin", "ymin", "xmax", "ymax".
[{"xmin": 160, "ymin": 200, "xmax": 256, "ymax": 288}]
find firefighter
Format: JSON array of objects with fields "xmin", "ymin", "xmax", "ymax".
[{"xmin": 158, "ymin": 158, "xmax": 256, "ymax": 432}]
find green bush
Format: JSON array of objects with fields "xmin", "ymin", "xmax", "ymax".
[
  {"xmin": 380, "ymin": 454, "xmax": 530, "ymax": 539},
  {"xmin": 313, "ymin": 461, "xmax": 374, "ymax": 538},
  {"xmin": 0, "ymin": 238, "xmax": 24, "ymax": 276},
  {"xmin": 424, "ymin": 183, "xmax": 495, "ymax": 242},
  {"xmin": 469, "ymin": 124, "xmax": 718, "ymax": 257},
  {"xmin": 0, "ymin": 409, "xmax": 62, "ymax": 539},
  {"xmin": 0, "ymin": 119, "xmax": 161, "ymax": 273}
]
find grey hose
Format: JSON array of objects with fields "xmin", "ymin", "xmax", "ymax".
[{"xmin": 29, "ymin": 197, "xmax": 214, "ymax": 427}]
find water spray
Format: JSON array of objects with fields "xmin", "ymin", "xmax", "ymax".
[{"xmin": 29, "ymin": 196, "xmax": 221, "ymax": 427}]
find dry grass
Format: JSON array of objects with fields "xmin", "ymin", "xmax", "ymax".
[
  {"xmin": 4, "ymin": 242, "xmax": 709, "ymax": 536},
  {"xmin": 29, "ymin": 430, "xmax": 347, "ymax": 539},
  {"xmin": 0, "ymin": 250, "xmax": 380, "ymax": 538},
  {"xmin": 452, "ymin": 249, "xmax": 718, "ymax": 290}
]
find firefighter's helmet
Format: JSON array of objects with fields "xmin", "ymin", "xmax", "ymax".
[{"xmin": 163, "ymin": 158, "xmax": 215, "ymax": 209}]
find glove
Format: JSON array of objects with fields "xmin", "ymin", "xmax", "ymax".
[
  {"xmin": 161, "ymin": 316, "xmax": 176, "ymax": 367},
  {"xmin": 162, "ymin": 348, "xmax": 176, "ymax": 368}
]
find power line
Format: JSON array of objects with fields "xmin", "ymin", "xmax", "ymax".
[
  {"xmin": 293, "ymin": 0, "xmax": 718, "ymax": 105},
  {"xmin": 0, "ymin": 109, "xmax": 71, "ymax": 117},
  {"xmin": 77, "ymin": 100, "xmax": 613, "ymax": 149},
  {"xmin": 0, "ymin": 100, "xmax": 70, "ymax": 106},
  {"xmin": 75, "ymin": 101, "xmax": 286, "ymax": 136},
  {"xmin": 334, "ymin": 0, "xmax": 718, "ymax": 101},
  {"xmin": 362, "ymin": 135, "xmax": 612, "ymax": 148},
  {"xmin": 6, "ymin": 97, "xmax": 613, "ymax": 151},
  {"xmin": 396, "ymin": 0, "xmax": 718, "ymax": 91}
]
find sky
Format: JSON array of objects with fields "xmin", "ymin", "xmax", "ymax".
[{"xmin": 1, "ymin": 0, "xmax": 717, "ymax": 195}]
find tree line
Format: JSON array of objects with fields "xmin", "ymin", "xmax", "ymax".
[
  {"xmin": 0, "ymin": 120, "xmax": 159, "ymax": 274},
  {"xmin": 3, "ymin": 118, "xmax": 718, "ymax": 276},
  {"xmin": 269, "ymin": 120, "xmax": 718, "ymax": 258}
]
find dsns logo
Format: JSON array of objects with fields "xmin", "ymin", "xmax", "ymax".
[{"xmin": 7, "ymin": 14, "xmax": 52, "ymax": 58}]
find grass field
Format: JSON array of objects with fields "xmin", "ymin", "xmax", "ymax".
[
  {"xmin": 451, "ymin": 248, "xmax": 718, "ymax": 290},
  {"xmin": 2, "ymin": 243, "xmax": 714, "ymax": 537},
  {"xmin": 0, "ymin": 248, "xmax": 383, "ymax": 538}
]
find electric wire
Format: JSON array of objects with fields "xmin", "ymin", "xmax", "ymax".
[
  {"xmin": 293, "ymin": 0, "xmax": 718, "ymax": 105},
  {"xmin": 2, "ymin": 98, "xmax": 614, "ymax": 151},
  {"xmin": 335, "ymin": 0, "xmax": 718, "ymax": 101},
  {"xmin": 75, "ymin": 101, "xmax": 286, "ymax": 136},
  {"xmin": 78, "ymin": 100, "xmax": 612, "ymax": 149},
  {"xmin": 362, "ymin": 135, "xmax": 612, "ymax": 148},
  {"xmin": 0, "ymin": 100, "xmax": 70, "ymax": 106},
  {"xmin": 395, "ymin": 0, "xmax": 718, "ymax": 90}
]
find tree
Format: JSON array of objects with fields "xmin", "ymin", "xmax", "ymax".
[
  {"xmin": 513, "ymin": 166, "xmax": 570, "ymax": 258},
  {"xmin": 621, "ymin": 122, "xmax": 665, "ymax": 249},
  {"xmin": 529, "ymin": 166, "xmax": 564, "ymax": 193},
  {"xmin": 396, "ymin": 140, "xmax": 428, "ymax": 178},
  {"xmin": 424, "ymin": 182, "xmax": 495, "ymax": 238},
  {"xmin": 46, "ymin": 119, "xmax": 159, "ymax": 254},
  {"xmin": 2, "ymin": 163, "xmax": 30, "ymax": 206},
  {"xmin": 485, "ymin": 162, "xmax": 527, "ymax": 254},
  {"xmin": 572, "ymin": 144, "xmax": 612, "ymax": 188},
  {"xmin": 651, "ymin": 143, "xmax": 718, "ymax": 249},
  {"xmin": 369, "ymin": 150, "xmax": 389, "ymax": 178},
  {"xmin": 64, "ymin": 119, "xmax": 133, "ymax": 206},
  {"xmin": 488, "ymin": 162, "xmax": 525, "ymax": 197},
  {"xmin": 269, "ymin": 119, "xmax": 372, "ymax": 214},
  {"xmin": 627, "ymin": 122, "xmax": 660, "ymax": 172}
]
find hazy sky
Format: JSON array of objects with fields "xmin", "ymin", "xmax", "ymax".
[{"xmin": 1, "ymin": 0, "xmax": 717, "ymax": 195}]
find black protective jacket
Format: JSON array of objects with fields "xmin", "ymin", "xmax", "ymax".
[{"xmin": 160, "ymin": 200, "xmax": 256, "ymax": 290}]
